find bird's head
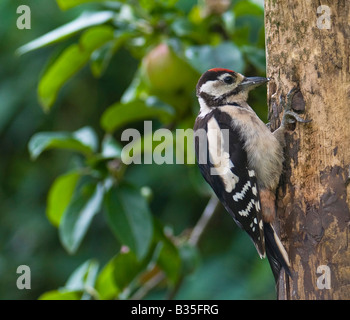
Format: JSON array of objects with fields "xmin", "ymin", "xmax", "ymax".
[{"xmin": 196, "ymin": 68, "xmax": 269, "ymax": 109}]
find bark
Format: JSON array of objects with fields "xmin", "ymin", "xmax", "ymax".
[{"xmin": 264, "ymin": 0, "xmax": 350, "ymax": 299}]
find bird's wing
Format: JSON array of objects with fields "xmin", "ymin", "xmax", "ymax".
[{"xmin": 194, "ymin": 109, "xmax": 265, "ymax": 257}]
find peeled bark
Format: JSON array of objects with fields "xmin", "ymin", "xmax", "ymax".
[{"xmin": 265, "ymin": 0, "xmax": 350, "ymax": 299}]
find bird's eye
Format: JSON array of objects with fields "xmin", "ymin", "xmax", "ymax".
[{"xmin": 223, "ymin": 76, "xmax": 233, "ymax": 84}]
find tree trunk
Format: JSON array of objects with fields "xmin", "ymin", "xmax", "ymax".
[{"xmin": 265, "ymin": 0, "xmax": 350, "ymax": 299}]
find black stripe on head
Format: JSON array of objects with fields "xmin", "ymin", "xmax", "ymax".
[
  {"xmin": 196, "ymin": 69, "xmax": 237, "ymax": 96},
  {"xmin": 199, "ymin": 92, "xmax": 242, "ymax": 108}
]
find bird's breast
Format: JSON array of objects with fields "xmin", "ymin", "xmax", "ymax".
[{"xmin": 219, "ymin": 105, "xmax": 284, "ymax": 190}]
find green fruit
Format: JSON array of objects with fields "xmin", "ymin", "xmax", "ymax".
[{"xmin": 142, "ymin": 43, "xmax": 198, "ymax": 93}]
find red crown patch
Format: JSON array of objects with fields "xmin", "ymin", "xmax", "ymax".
[{"xmin": 208, "ymin": 68, "xmax": 234, "ymax": 73}]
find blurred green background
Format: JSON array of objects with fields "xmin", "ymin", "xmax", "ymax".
[{"xmin": 0, "ymin": 0, "xmax": 275, "ymax": 300}]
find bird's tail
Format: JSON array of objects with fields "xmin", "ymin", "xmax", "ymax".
[{"xmin": 263, "ymin": 222, "xmax": 291, "ymax": 282}]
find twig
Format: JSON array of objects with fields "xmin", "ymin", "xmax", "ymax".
[
  {"xmin": 130, "ymin": 272, "xmax": 165, "ymax": 300},
  {"xmin": 167, "ymin": 195, "xmax": 220, "ymax": 300},
  {"xmin": 189, "ymin": 195, "xmax": 219, "ymax": 246}
]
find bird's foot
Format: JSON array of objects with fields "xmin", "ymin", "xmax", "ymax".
[{"xmin": 280, "ymin": 87, "xmax": 312, "ymax": 128}]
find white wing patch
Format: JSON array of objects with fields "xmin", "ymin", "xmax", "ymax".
[
  {"xmin": 255, "ymin": 200, "xmax": 261, "ymax": 212},
  {"xmin": 207, "ymin": 117, "xmax": 239, "ymax": 193},
  {"xmin": 232, "ymin": 181, "xmax": 251, "ymax": 201},
  {"xmin": 238, "ymin": 199, "xmax": 256, "ymax": 217},
  {"xmin": 250, "ymin": 218, "xmax": 258, "ymax": 232},
  {"xmin": 252, "ymin": 184, "xmax": 257, "ymax": 196},
  {"xmin": 248, "ymin": 170, "xmax": 255, "ymax": 177}
]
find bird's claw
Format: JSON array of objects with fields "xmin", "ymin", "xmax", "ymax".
[
  {"xmin": 280, "ymin": 87, "xmax": 312, "ymax": 127},
  {"xmin": 282, "ymin": 110, "xmax": 312, "ymax": 126}
]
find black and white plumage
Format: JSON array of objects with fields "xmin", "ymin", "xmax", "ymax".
[{"xmin": 193, "ymin": 68, "xmax": 292, "ymax": 281}]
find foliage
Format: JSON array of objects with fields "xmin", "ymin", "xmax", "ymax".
[{"xmin": 1, "ymin": 0, "xmax": 275, "ymax": 299}]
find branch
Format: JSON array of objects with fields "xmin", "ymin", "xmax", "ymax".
[
  {"xmin": 189, "ymin": 195, "xmax": 220, "ymax": 246},
  {"xmin": 130, "ymin": 271, "xmax": 165, "ymax": 300},
  {"xmin": 167, "ymin": 195, "xmax": 220, "ymax": 299}
]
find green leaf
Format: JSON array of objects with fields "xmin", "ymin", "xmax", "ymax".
[
  {"xmin": 40, "ymin": 260, "xmax": 100, "ymax": 300},
  {"xmin": 233, "ymin": 2, "xmax": 264, "ymax": 46},
  {"xmin": 72, "ymin": 126, "xmax": 99, "ymax": 151},
  {"xmin": 249, "ymin": 0, "xmax": 264, "ymax": 9},
  {"xmin": 95, "ymin": 257, "xmax": 120, "ymax": 300},
  {"xmin": 90, "ymin": 31, "xmax": 132, "ymax": 78},
  {"xmin": 47, "ymin": 170, "xmax": 82, "ymax": 227},
  {"xmin": 65, "ymin": 259, "xmax": 99, "ymax": 299},
  {"xmin": 79, "ymin": 25, "xmax": 115, "ymax": 52},
  {"xmin": 101, "ymin": 135, "xmax": 123, "ymax": 159},
  {"xmin": 179, "ymin": 243, "xmax": 200, "ymax": 275},
  {"xmin": 120, "ymin": 70, "xmax": 149, "ymax": 103},
  {"xmin": 38, "ymin": 25, "xmax": 114, "ymax": 111},
  {"xmin": 101, "ymin": 98, "xmax": 175, "ymax": 132},
  {"xmin": 112, "ymin": 250, "xmax": 141, "ymax": 291},
  {"xmin": 242, "ymin": 46, "xmax": 266, "ymax": 72},
  {"xmin": 57, "ymin": 0, "xmax": 120, "ymax": 10},
  {"xmin": 234, "ymin": 1, "xmax": 264, "ymax": 17},
  {"xmin": 222, "ymin": 11, "xmax": 236, "ymax": 36},
  {"xmin": 96, "ymin": 244, "xmax": 157, "ymax": 299},
  {"xmin": 17, "ymin": 11, "xmax": 115, "ymax": 55},
  {"xmin": 90, "ymin": 41, "xmax": 115, "ymax": 78},
  {"xmin": 39, "ymin": 290, "xmax": 82, "ymax": 300},
  {"xmin": 104, "ymin": 184, "xmax": 153, "ymax": 259},
  {"xmin": 171, "ymin": 18, "xmax": 195, "ymax": 38},
  {"xmin": 153, "ymin": 220, "xmax": 181, "ymax": 283},
  {"xmin": 85, "ymin": 135, "xmax": 123, "ymax": 168},
  {"xmin": 28, "ymin": 126, "xmax": 98, "ymax": 160},
  {"xmin": 185, "ymin": 42, "xmax": 245, "ymax": 74},
  {"xmin": 59, "ymin": 180, "xmax": 104, "ymax": 254}
]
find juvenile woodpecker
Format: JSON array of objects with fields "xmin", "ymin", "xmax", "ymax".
[{"xmin": 193, "ymin": 68, "xmax": 309, "ymax": 280}]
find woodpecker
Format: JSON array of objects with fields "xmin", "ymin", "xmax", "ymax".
[{"xmin": 193, "ymin": 68, "xmax": 309, "ymax": 281}]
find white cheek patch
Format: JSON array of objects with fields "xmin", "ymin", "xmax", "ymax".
[{"xmin": 200, "ymin": 79, "xmax": 235, "ymax": 98}]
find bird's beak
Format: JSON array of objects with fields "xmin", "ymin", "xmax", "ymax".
[{"xmin": 239, "ymin": 77, "xmax": 269, "ymax": 90}]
